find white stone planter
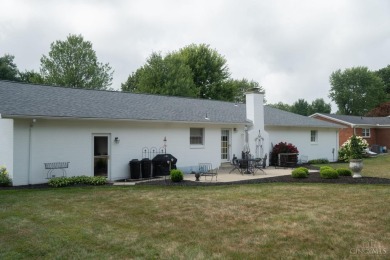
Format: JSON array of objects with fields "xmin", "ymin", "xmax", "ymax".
[{"xmin": 349, "ymin": 159, "xmax": 363, "ymax": 178}]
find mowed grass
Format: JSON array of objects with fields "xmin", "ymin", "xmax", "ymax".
[
  {"xmin": 314, "ymin": 153, "xmax": 390, "ymax": 179},
  {"xmin": 1, "ymin": 183, "xmax": 389, "ymax": 259}
]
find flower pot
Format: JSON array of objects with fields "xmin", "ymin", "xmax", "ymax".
[
  {"xmin": 349, "ymin": 159, "xmax": 363, "ymax": 178},
  {"xmin": 195, "ymin": 172, "xmax": 201, "ymax": 181}
]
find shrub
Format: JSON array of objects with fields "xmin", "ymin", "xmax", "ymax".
[
  {"xmin": 338, "ymin": 135, "xmax": 368, "ymax": 162},
  {"xmin": 320, "ymin": 167, "xmax": 339, "ymax": 179},
  {"xmin": 48, "ymin": 175, "xmax": 107, "ymax": 187},
  {"xmin": 0, "ymin": 166, "xmax": 12, "ymax": 186},
  {"xmin": 170, "ymin": 169, "xmax": 184, "ymax": 182},
  {"xmin": 270, "ymin": 142, "xmax": 299, "ymax": 166},
  {"xmin": 308, "ymin": 158, "xmax": 329, "ymax": 164},
  {"xmin": 337, "ymin": 168, "xmax": 352, "ymax": 176},
  {"xmin": 291, "ymin": 167, "xmax": 309, "ymax": 178}
]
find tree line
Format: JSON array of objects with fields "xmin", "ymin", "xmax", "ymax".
[{"xmin": 1, "ymin": 34, "xmax": 389, "ymax": 116}]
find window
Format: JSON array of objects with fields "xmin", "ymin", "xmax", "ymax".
[
  {"xmin": 362, "ymin": 128, "xmax": 370, "ymax": 137},
  {"xmin": 190, "ymin": 128, "xmax": 204, "ymax": 145},
  {"xmin": 310, "ymin": 130, "xmax": 318, "ymax": 143}
]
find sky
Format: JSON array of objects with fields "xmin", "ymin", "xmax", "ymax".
[{"xmin": 1, "ymin": 0, "xmax": 390, "ymax": 112}]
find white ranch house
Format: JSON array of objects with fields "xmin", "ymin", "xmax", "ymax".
[{"xmin": 0, "ymin": 80, "xmax": 341, "ymax": 186}]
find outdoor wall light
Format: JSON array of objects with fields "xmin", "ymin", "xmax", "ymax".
[
  {"xmin": 114, "ymin": 137, "xmax": 120, "ymax": 144},
  {"xmin": 163, "ymin": 136, "xmax": 167, "ymax": 154}
]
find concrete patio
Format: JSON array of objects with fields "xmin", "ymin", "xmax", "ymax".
[{"xmin": 183, "ymin": 167, "xmax": 294, "ymax": 183}]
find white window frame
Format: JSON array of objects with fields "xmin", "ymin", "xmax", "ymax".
[
  {"xmin": 190, "ymin": 128, "xmax": 204, "ymax": 148},
  {"xmin": 362, "ymin": 128, "xmax": 370, "ymax": 138},
  {"xmin": 310, "ymin": 130, "xmax": 318, "ymax": 143}
]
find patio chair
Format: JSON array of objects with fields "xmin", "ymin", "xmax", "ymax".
[
  {"xmin": 199, "ymin": 163, "xmax": 218, "ymax": 181},
  {"xmin": 229, "ymin": 156, "xmax": 241, "ymax": 174},
  {"xmin": 254, "ymin": 154, "xmax": 267, "ymax": 175}
]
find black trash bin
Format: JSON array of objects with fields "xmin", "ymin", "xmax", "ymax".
[
  {"xmin": 129, "ymin": 159, "xmax": 141, "ymax": 179},
  {"xmin": 152, "ymin": 154, "xmax": 177, "ymax": 176},
  {"xmin": 141, "ymin": 158, "xmax": 152, "ymax": 178}
]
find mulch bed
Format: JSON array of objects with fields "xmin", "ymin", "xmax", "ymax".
[{"xmin": 1, "ymin": 172, "xmax": 390, "ymax": 189}]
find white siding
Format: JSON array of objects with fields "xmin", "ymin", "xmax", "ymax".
[
  {"xmin": 0, "ymin": 118, "xmax": 14, "ymax": 180},
  {"xmin": 266, "ymin": 126, "xmax": 339, "ymax": 162},
  {"xmin": 12, "ymin": 118, "xmax": 245, "ymax": 185}
]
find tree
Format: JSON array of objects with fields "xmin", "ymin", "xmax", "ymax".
[
  {"xmin": 309, "ymin": 98, "xmax": 331, "ymax": 114},
  {"xmin": 329, "ymin": 67, "xmax": 386, "ymax": 115},
  {"xmin": 122, "ymin": 44, "xmax": 262, "ymax": 102},
  {"xmin": 375, "ymin": 65, "xmax": 390, "ymax": 97},
  {"xmin": 223, "ymin": 78, "xmax": 265, "ymax": 103},
  {"xmin": 19, "ymin": 70, "xmax": 44, "ymax": 84},
  {"xmin": 121, "ymin": 52, "xmax": 196, "ymax": 97},
  {"xmin": 175, "ymin": 44, "xmax": 230, "ymax": 100},
  {"xmin": 365, "ymin": 101, "xmax": 390, "ymax": 116},
  {"xmin": 40, "ymin": 34, "xmax": 113, "ymax": 89},
  {"xmin": 291, "ymin": 99, "xmax": 310, "ymax": 116},
  {"xmin": 0, "ymin": 54, "xmax": 19, "ymax": 81},
  {"xmin": 268, "ymin": 102, "xmax": 291, "ymax": 112}
]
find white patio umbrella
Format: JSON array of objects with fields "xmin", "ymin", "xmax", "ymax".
[{"xmin": 243, "ymin": 127, "xmax": 250, "ymax": 155}]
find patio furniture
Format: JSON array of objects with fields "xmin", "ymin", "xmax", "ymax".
[
  {"xmin": 254, "ymin": 154, "xmax": 267, "ymax": 174},
  {"xmin": 44, "ymin": 162, "xmax": 69, "ymax": 179},
  {"xmin": 278, "ymin": 153, "xmax": 299, "ymax": 168},
  {"xmin": 199, "ymin": 163, "xmax": 218, "ymax": 181},
  {"xmin": 229, "ymin": 156, "xmax": 241, "ymax": 174}
]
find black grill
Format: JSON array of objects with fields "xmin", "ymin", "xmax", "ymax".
[{"xmin": 152, "ymin": 154, "xmax": 177, "ymax": 176}]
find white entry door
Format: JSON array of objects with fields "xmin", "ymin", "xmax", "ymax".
[{"xmin": 221, "ymin": 129, "xmax": 231, "ymax": 162}]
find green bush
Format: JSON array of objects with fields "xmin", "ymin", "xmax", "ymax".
[
  {"xmin": 320, "ymin": 167, "xmax": 339, "ymax": 179},
  {"xmin": 320, "ymin": 166, "xmax": 333, "ymax": 172},
  {"xmin": 308, "ymin": 158, "xmax": 329, "ymax": 164},
  {"xmin": 0, "ymin": 166, "xmax": 12, "ymax": 186},
  {"xmin": 48, "ymin": 175, "xmax": 107, "ymax": 187},
  {"xmin": 337, "ymin": 168, "xmax": 352, "ymax": 176},
  {"xmin": 291, "ymin": 167, "xmax": 308, "ymax": 178},
  {"xmin": 170, "ymin": 169, "xmax": 184, "ymax": 182}
]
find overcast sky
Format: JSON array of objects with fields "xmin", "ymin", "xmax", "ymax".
[{"xmin": 1, "ymin": 0, "xmax": 390, "ymax": 112}]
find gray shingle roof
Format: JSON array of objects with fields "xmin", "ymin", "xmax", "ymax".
[
  {"xmin": 264, "ymin": 106, "xmax": 342, "ymax": 128},
  {"xmin": 0, "ymin": 80, "xmax": 341, "ymax": 128},
  {"xmin": 0, "ymin": 80, "xmax": 247, "ymax": 124},
  {"xmin": 313, "ymin": 113, "xmax": 390, "ymax": 126}
]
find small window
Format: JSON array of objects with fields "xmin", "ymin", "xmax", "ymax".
[
  {"xmin": 310, "ymin": 130, "xmax": 318, "ymax": 143},
  {"xmin": 362, "ymin": 128, "xmax": 370, "ymax": 137},
  {"xmin": 190, "ymin": 128, "xmax": 204, "ymax": 145}
]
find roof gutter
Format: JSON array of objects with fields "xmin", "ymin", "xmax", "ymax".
[{"xmin": 1, "ymin": 114, "xmax": 250, "ymax": 126}]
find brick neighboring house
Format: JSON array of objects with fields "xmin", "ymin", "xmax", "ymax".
[{"xmin": 310, "ymin": 113, "xmax": 390, "ymax": 153}]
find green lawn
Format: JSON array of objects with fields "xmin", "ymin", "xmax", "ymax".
[
  {"xmin": 1, "ymin": 183, "xmax": 389, "ymax": 259},
  {"xmin": 314, "ymin": 153, "xmax": 390, "ymax": 179}
]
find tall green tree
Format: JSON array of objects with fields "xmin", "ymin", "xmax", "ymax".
[
  {"xmin": 175, "ymin": 44, "xmax": 230, "ymax": 100},
  {"xmin": 268, "ymin": 102, "xmax": 291, "ymax": 112},
  {"xmin": 40, "ymin": 34, "xmax": 113, "ymax": 89},
  {"xmin": 19, "ymin": 70, "xmax": 44, "ymax": 84},
  {"xmin": 0, "ymin": 54, "xmax": 19, "ymax": 81},
  {"xmin": 122, "ymin": 44, "xmax": 262, "ymax": 102},
  {"xmin": 329, "ymin": 67, "xmax": 386, "ymax": 115},
  {"xmin": 121, "ymin": 52, "xmax": 196, "ymax": 97},
  {"xmin": 223, "ymin": 78, "xmax": 265, "ymax": 103},
  {"xmin": 291, "ymin": 99, "xmax": 310, "ymax": 116},
  {"xmin": 309, "ymin": 98, "xmax": 331, "ymax": 114},
  {"xmin": 375, "ymin": 65, "xmax": 390, "ymax": 97}
]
